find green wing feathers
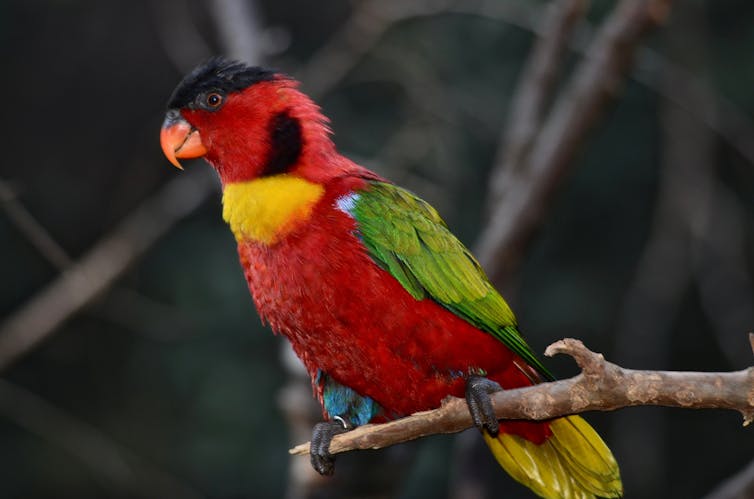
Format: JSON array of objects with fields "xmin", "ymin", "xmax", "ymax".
[
  {"xmin": 352, "ymin": 181, "xmax": 553, "ymax": 380},
  {"xmin": 352, "ymin": 182, "xmax": 622, "ymax": 498},
  {"xmin": 484, "ymin": 416, "xmax": 623, "ymax": 499}
]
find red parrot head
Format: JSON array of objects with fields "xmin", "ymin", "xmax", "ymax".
[{"xmin": 160, "ymin": 57, "xmax": 336, "ymax": 184}]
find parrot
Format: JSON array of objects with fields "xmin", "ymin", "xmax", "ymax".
[{"xmin": 159, "ymin": 57, "xmax": 622, "ymax": 499}]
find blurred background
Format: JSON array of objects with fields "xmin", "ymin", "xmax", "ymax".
[{"xmin": 1, "ymin": 0, "xmax": 753, "ymax": 498}]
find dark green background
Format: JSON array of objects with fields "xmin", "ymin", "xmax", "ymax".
[{"xmin": 1, "ymin": 0, "xmax": 752, "ymax": 498}]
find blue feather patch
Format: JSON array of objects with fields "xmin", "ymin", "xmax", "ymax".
[
  {"xmin": 334, "ymin": 192, "xmax": 361, "ymax": 217},
  {"xmin": 318, "ymin": 370, "xmax": 380, "ymax": 426}
]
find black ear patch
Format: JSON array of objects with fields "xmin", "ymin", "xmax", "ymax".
[
  {"xmin": 262, "ymin": 111, "xmax": 303, "ymax": 176},
  {"xmin": 167, "ymin": 56, "xmax": 277, "ymax": 110}
]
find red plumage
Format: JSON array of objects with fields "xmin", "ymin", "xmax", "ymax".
[
  {"xmin": 171, "ymin": 69, "xmax": 549, "ymax": 441},
  {"xmin": 161, "ymin": 61, "xmax": 623, "ymax": 499},
  {"xmin": 238, "ymin": 172, "xmax": 550, "ymax": 442}
]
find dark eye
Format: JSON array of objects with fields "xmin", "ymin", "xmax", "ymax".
[{"xmin": 204, "ymin": 92, "xmax": 224, "ymax": 109}]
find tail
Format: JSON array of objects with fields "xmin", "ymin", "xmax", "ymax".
[{"xmin": 483, "ymin": 415, "xmax": 623, "ymax": 499}]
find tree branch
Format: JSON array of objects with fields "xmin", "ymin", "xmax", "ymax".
[
  {"xmin": 210, "ymin": 0, "xmax": 265, "ymax": 62},
  {"xmin": 489, "ymin": 0, "xmax": 588, "ymax": 210},
  {"xmin": 0, "ymin": 169, "xmax": 217, "ymax": 371},
  {"xmin": 703, "ymin": 457, "xmax": 754, "ymax": 499},
  {"xmin": 476, "ymin": 0, "xmax": 672, "ymax": 281},
  {"xmin": 8, "ymin": 0, "xmax": 753, "ymax": 381},
  {"xmin": 0, "ymin": 178, "xmax": 73, "ymax": 270},
  {"xmin": 290, "ymin": 336, "xmax": 754, "ymax": 457}
]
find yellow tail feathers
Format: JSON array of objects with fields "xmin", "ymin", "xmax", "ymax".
[{"xmin": 482, "ymin": 416, "xmax": 623, "ymax": 499}]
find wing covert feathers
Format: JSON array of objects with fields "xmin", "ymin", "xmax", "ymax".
[{"xmin": 352, "ymin": 181, "xmax": 554, "ymax": 380}]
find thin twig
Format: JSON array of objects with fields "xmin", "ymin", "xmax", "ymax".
[
  {"xmin": 290, "ymin": 337, "xmax": 754, "ymax": 457},
  {"xmin": 0, "ymin": 169, "xmax": 217, "ymax": 371},
  {"xmin": 633, "ymin": 50, "xmax": 754, "ymax": 167},
  {"xmin": 693, "ymin": 186, "xmax": 754, "ymax": 368},
  {"xmin": 703, "ymin": 457, "xmax": 754, "ymax": 499},
  {"xmin": 8, "ymin": 0, "xmax": 754, "ymax": 378},
  {"xmin": 297, "ymin": 0, "xmax": 539, "ymax": 99},
  {"xmin": 210, "ymin": 0, "xmax": 265, "ymax": 62},
  {"xmin": 151, "ymin": 0, "xmax": 214, "ymax": 73},
  {"xmin": 303, "ymin": 0, "xmax": 754, "ymax": 184},
  {"xmin": 0, "ymin": 178, "xmax": 73, "ymax": 270}
]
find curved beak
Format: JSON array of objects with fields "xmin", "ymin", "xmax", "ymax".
[{"xmin": 160, "ymin": 110, "xmax": 208, "ymax": 169}]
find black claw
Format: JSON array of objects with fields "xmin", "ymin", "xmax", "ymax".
[
  {"xmin": 465, "ymin": 375, "xmax": 502, "ymax": 436},
  {"xmin": 310, "ymin": 418, "xmax": 352, "ymax": 476}
]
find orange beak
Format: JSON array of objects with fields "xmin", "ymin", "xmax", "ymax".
[{"xmin": 160, "ymin": 111, "xmax": 208, "ymax": 169}]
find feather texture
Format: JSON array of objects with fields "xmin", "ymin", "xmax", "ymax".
[
  {"xmin": 352, "ymin": 181, "xmax": 554, "ymax": 381},
  {"xmin": 484, "ymin": 416, "xmax": 622, "ymax": 499},
  {"xmin": 163, "ymin": 59, "xmax": 622, "ymax": 498}
]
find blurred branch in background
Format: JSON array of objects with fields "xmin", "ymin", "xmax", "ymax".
[
  {"xmin": 0, "ymin": 379, "xmax": 204, "ymax": 499},
  {"xmin": 297, "ymin": 0, "xmax": 463, "ymax": 99},
  {"xmin": 7, "ymin": 0, "xmax": 754, "ymax": 394},
  {"xmin": 634, "ymin": 55, "xmax": 754, "ymax": 168},
  {"xmin": 0, "ymin": 179, "xmax": 195, "ymax": 343},
  {"xmin": 476, "ymin": 0, "xmax": 672, "ymax": 283},
  {"xmin": 610, "ymin": 3, "xmax": 750, "ymax": 495},
  {"xmin": 694, "ymin": 186, "xmax": 754, "ymax": 368},
  {"xmin": 0, "ymin": 179, "xmax": 73, "ymax": 270},
  {"xmin": 0, "ymin": 3, "xmax": 268, "ymax": 497},
  {"xmin": 7, "ymin": 0, "xmax": 754, "ymax": 401},
  {"xmin": 0, "ymin": 0, "xmax": 279, "ymax": 372},
  {"xmin": 151, "ymin": 0, "xmax": 214, "ymax": 73},
  {"xmin": 609, "ymin": 91, "xmax": 700, "ymax": 490},
  {"xmin": 0, "ymin": 169, "xmax": 216, "ymax": 372},
  {"xmin": 453, "ymin": 1, "xmax": 590, "ymax": 496},
  {"xmin": 490, "ymin": 0, "xmax": 588, "ymax": 213},
  {"xmin": 456, "ymin": 1, "xmax": 672, "ymax": 495},
  {"xmin": 305, "ymin": 0, "xmax": 754, "ymax": 264},
  {"xmin": 296, "ymin": 0, "xmax": 563, "ymax": 99},
  {"xmin": 1, "ymin": 0, "xmax": 753, "ymax": 497},
  {"xmin": 210, "ymin": 0, "xmax": 265, "ymax": 62},
  {"xmin": 289, "ymin": 337, "xmax": 754, "ymax": 457},
  {"xmin": 704, "ymin": 458, "xmax": 754, "ymax": 499}
]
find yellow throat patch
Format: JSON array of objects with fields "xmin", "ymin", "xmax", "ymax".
[{"xmin": 222, "ymin": 174, "xmax": 325, "ymax": 245}]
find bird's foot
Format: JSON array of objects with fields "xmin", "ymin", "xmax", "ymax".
[
  {"xmin": 310, "ymin": 416, "xmax": 353, "ymax": 475},
  {"xmin": 465, "ymin": 375, "xmax": 502, "ymax": 436}
]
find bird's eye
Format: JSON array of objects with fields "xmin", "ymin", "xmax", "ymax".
[{"xmin": 204, "ymin": 92, "xmax": 224, "ymax": 109}]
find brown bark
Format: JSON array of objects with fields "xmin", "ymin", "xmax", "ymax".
[{"xmin": 290, "ymin": 336, "xmax": 754, "ymax": 457}]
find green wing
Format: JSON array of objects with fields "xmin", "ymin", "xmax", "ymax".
[{"xmin": 348, "ymin": 181, "xmax": 554, "ymax": 381}]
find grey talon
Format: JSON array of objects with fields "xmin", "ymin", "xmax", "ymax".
[
  {"xmin": 465, "ymin": 375, "xmax": 502, "ymax": 436},
  {"xmin": 310, "ymin": 418, "xmax": 352, "ymax": 476}
]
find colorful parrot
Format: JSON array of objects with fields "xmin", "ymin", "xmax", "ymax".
[{"xmin": 160, "ymin": 58, "xmax": 622, "ymax": 499}]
